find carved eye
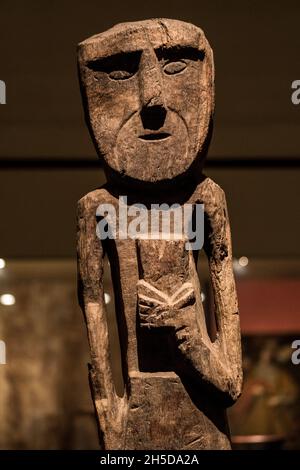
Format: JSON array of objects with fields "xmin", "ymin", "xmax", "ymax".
[
  {"xmin": 163, "ymin": 60, "xmax": 187, "ymax": 75},
  {"xmin": 156, "ymin": 46, "xmax": 205, "ymax": 76},
  {"xmin": 108, "ymin": 70, "xmax": 134, "ymax": 80},
  {"xmin": 87, "ymin": 51, "xmax": 141, "ymax": 82}
]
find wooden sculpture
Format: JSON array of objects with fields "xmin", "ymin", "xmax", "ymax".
[{"xmin": 77, "ymin": 18, "xmax": 242, "ymax": 450}]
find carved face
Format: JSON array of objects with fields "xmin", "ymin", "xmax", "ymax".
[{"xmin": 78, "ymin": 19, "xmax": 214, "ymax": 183}]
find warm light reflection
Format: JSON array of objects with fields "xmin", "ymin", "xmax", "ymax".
[
  {"xmin": 239, "ymin": 256, "xmax": 249, "ymax": 267},
  {"xmin": 0, "ymin": 294, "xmax": 15, "ymax": 306},
  {"xmin": 104, "ymin": 293, "xmax": 111, "ymax": 305}
]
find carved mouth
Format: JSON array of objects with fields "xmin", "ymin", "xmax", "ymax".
[{"xmin": 139, "ymin": 132, "xmax": 171, "ymax": 141}]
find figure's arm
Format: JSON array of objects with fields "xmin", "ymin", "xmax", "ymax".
[
  {"xmin": 174, "ymin": 181, "xmax": 243, "ymax": 405},
  {"xmin": 77, "ymin": 194, "xmax": 127, "ymax": 448},
  {"xmin": 200, "ymin": 180, "xmax": 243, "ymax": 403}
]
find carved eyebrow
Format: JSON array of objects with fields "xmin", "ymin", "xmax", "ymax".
[
  {"xmin": 86, "ymin": 50, "xmax": 142, "ymax": 73},
  {"xmin": 155, "ymin": 46, "xmax": 205, "ymax": 62}
]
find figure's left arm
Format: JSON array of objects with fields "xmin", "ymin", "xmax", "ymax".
[
  {"xmin": 198, "ymin": 180, "xmax": 243, "ymax": 404},
  {"xmin": 170, "ymin": 180, "xmax": 243, "ymax": 406}
]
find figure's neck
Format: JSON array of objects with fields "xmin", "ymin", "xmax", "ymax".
[{"xmin": 104, "ymin": 167, "xmax": 206, "ymax": 205}]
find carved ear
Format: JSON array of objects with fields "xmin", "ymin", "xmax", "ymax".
[{"xmin": 202, "ymin": 36, "xmax": 215, "ymax": 115}]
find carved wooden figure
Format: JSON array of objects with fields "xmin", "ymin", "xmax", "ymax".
[{"xmin": 77, "ymin": 19, "xmax": 242, "ymax": 450}]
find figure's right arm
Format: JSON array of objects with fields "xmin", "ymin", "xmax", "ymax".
[{"xmin": 77, "ymin": 193, "xmax": 127, "ymax": 449}]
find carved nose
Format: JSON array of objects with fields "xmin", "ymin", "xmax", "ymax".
[
  {"xmin": 140, "ymin": 105, "xmax": 167, "ymax": 131},
  {"xmin": 138, "ymin": 50, "xmax": 167, "ymax": 130}
]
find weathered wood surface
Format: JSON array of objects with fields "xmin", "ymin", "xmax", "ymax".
[{"xmin": 77, "ymin": 19, "xmax": 242, "ymax": 450}]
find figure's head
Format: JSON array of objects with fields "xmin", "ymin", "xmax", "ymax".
[{"xmin": 78, "ymin": 19, "xmax": 214, "ymax": 184}]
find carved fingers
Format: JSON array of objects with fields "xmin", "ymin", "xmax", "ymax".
[{"xmin": 137, "ymin": 279, "xmax": 196, "ymax": 330}]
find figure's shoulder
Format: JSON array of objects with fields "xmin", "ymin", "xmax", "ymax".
[
  {"xmin": 77, "ymin": 185, "xmax": 115, "ymax": 215},
  {"xmin": 193, "ymin": 175, "xmax": 225, "ymax": 202},
  {"xmin": 198, "ymin": 175, "xmax": 224, "ymax": 195}
]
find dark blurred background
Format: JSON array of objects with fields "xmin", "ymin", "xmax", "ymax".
[{"xmin": 0, "ymin": 0, "xmax": 299, "ymax": 449}]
